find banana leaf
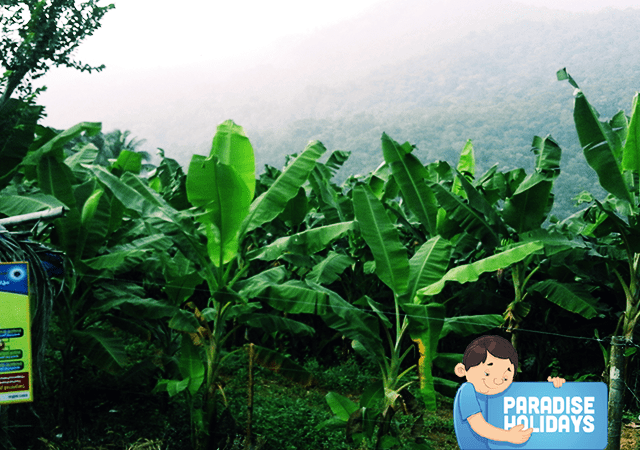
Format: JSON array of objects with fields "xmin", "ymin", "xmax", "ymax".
[
  {"xmin": 82, "ymin": 234, "xmax": 171, "ymax": 271},
  {"xmin": 242, "ymin": 140, "xmax": 326, "ymax": 234},
  {"xmin": 72, "ymin": 328, "xmax": 127, "ymax": 374},
  {"xmin": 187, "ymin": 156, "xmax": 253, "ymax": 265},
  {"xmin": 453, "ymin": 169, "xmax": 507, "ymax": 236},
  {"xmin": 35, "ymin": 153, "xmax": 87, "ymax": 262},
  {"xmin": 325, "ymin": 150, "xmax": 351, "ymax": 174},
  {"xmin": 168, "ymin": 309, "xmax": 201, "ymax": 333},
  {"xmin": 178, "ymin": 336, "xmax": 205, "ymax": 396},
  {"xmin": 381, "ymin": 133, "xmax": 438, "ymax": 235},
  {"xmin": 398, "ymin": 236, "xmax": 451, "ymax": 304},
  {"xmin": 528, "ymin": 280, "xmax": 600, "ymax": 319},
  {"xmin": 532, "ymin": 135, "xmax": 562, "ymax": 175},
  {"xmin": 502, "ymin": 173, "xmax": 553, "ymax": 233},
  {"xmin": 309, "ymin": 167, "xmax": 343, "ymax": 223},
  {"xmin": 314, "ymin": 283, "xmax": 385, "ymax": 359},
  {"xmin": 162, "ymin": 261, "xmax": 202, "ymax": 306},
  {"xmin": 208, "ymin": 120, "xmax": 256, "ymax": 198},
  {"xmin": 434, "ymin": 376, "xmax": 460, "ymax": 398},
  {"xmin": 76, "ymin": 182, "xmax": 113, "ymax": 260},
  {"xmin": 248, "ymin": 221, "xmax": 356, "ymax": 261},
  {"xmin": 96, "ymin": 297, "xmax": 178, "ymax": 319},
  {"xmin": 111, "ymin": 149, "xmax": 143, "ymax": 174},
  {"xmin": 64, "ymin": 143, "xmax": 99, "ymax": 176},
  {"xmin": 416, "ymin": 241, "xmax": 544, "ymax": 298},
  {"xmin": 451, "ymin": 139, "xmax": 474, "ymax": 198},
  {"xmin": 0, "ymin": 192, "xmax": 65, "ymax": 216},
  {"xmin": 433, "ymin": 353, "xmax": 464, "ymax": 373},
  {"xmin": 428, "ymin": 180, "xmax": 500, "ymax": 248},
  {"xmin": 38, "ymin": 154, "xmax": 77, "ymax": 209},
  {"xmin": 502, "ymin": 136, "xmax": 561, "ymax": 232},
  {"xmin": 622, "ymin": 93, "xmax": 640, "ymax": 180},
  {"xmin": 278, "ymin": 186, "xmax": 308, "ymax": 226},
  {"xmin": 90, "ymin": 166, "xmax": 210, "ymax": 284},
  {"xmin": 308, "ymin": 150, "xmax": 351, "ymax": 224},
  {"xmin": 235, "ymin": 266, "xmax": 288, "ymax": 298},
  {"xmin": 91, "ymin": 166, "xmax": 166, "ymax": 218},
  {"xmin": 325, "ymin": 391, "xmax": 358, "ymax": 421},
  {"xmin": 439, "ymin": 314, "xmax": 504, "ymax": 339},
  {"xmin": 561, "ymin": 75, "xmax": 632, "ymax": 203},
  {"xmin": 262, "ymin": 280, "xmax": 328, "ymax": 314},
  {"xmin": 476, "ymin": 164, "xmax": 507, "ymax": 206},
  {"xmin": 306, "ymin": 252, "xmax": 355, "ymax": 285},
  {"xmin": 22, "ymin": 122, "xmax": 101, "ymax": 169},
  {"xmin": 353, "ymin": 184, "xmax": 409, "ymax": 295}
]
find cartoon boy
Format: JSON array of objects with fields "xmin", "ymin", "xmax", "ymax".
[{"xmin": 453, "ymin": 335, "xmax": 565, "ymax": 449}]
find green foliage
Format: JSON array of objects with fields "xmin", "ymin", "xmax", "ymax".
[
  {"xmin": 353, "ymin": 184, "xmax": 409, "ymax": 294},
  {"xmin": 305, "ymin": 357, "xmax": 379, "ymax": 393},
  {"xmin": 416, "ymin": 241, "xmax": 544, "ymax": 298},
  {"xmin": 0, "ymin": 98, "xmax": 43, "ymax": 189},
  {"xmin": 0, "ymin": 0, "xmax": 114, "ymax": 107},
  {"xmin": 5, "ymin": 63, "xmax": 640, "ymax": 448}
]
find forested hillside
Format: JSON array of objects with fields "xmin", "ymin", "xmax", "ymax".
[
  {"xmin": 241, "ymin": 6, "xmax": 640, "ymax": 218},
  {"xmin": 37, "ymin": 2, "xmax": 640, "ymax": 221}
]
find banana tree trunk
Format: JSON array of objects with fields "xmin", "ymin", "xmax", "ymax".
[{"xmin": 606, "ymin": 336, "xmax": 626, "ymax": 450}]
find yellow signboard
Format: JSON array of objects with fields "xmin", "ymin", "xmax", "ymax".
[{"xmin": 0, "ymin": 262, "xmax": 32, "ymax": 404}]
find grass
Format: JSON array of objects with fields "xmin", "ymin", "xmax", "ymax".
[
  {"xmin": 220, "ymin": 352, "xmax": 458, "ymax": 450},
  {"xmin": 10, "ymin": 345, "xmax": 640, "ymax": 450},
  {"xmin": 2, "ymin": 348, "xmax": 460, "ymax": 450}
]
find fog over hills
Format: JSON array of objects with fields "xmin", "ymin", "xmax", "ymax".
[{"xmin": 40, "ymin": 0, "xmax": 640, "ymax": 216}]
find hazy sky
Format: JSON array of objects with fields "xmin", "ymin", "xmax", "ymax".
[
  {"xmin": 66, "ymin": 0, "xmax": 639, "ymax": 71},
  {"xmin": 68, "ymin": 0, "xmax": 389, "ymax": 71}
]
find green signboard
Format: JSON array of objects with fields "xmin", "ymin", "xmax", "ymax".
[{"xmin": 0, "ymin": 262, "xmax": 32, "ymax": 404}]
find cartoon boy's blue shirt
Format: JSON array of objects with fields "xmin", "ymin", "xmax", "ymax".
[
  {"xmin": 453, "ymin": 381, "xmax": 491, "ymax": 450},
  {"xmin": 454, "ymin": 381, "xmax": 608, "ymax": 450}
]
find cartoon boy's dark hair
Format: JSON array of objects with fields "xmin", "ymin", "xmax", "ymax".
[{"xmin": 462, "ymin": 335, "xmax": 518, "ymax": 372}]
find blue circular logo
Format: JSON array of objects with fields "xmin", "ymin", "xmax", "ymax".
[{"xmin": 8, "ymin": 266, "xmax": 26, "ymax": 282}]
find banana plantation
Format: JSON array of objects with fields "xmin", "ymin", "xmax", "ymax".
[{"xmin": 0, "ymin": 70, "xmax": 639, "ymax": 450}]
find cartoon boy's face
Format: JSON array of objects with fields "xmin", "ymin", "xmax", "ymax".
[{"xmin": 455, "ymin": 351, "xmax": 515, "ymax": 395}]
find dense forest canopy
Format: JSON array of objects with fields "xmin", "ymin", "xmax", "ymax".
[{"xmin": 243, "ymin": 7, "xmax": 640, "ymax": 218}]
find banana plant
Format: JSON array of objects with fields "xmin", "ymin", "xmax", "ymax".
[
  {"xmin": 144, "ymin": 120, "xmax": 326, "ymax": 449},
  {"xmin": 336, "ymin": 182, "xmax": 437, "ymax": 450},
  {"xmin": 84, "ymin": 120, "xmax": 330, "ymax": 449},
  {"xmin": 558, "ymin": 68, "xmax": 640, "ymax": 450},
  {"xmin": 0, "ymin": 121, "xmax": 181, "ymax": 437},
  {"xmin": 374, "ymin": 133, "xmax": 575, "ymax": 404},
  {"xmin": 420, "ymin": 131, "xmax": 602, "ymax": 352},
  {"xmin": 330, "ymin": 176, "xmax": 537, "ymax": 448}
]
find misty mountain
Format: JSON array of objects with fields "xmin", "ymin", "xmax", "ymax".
[{"xmin": 42, "ymin": 0, "xmax": 640, "ymax": 218}]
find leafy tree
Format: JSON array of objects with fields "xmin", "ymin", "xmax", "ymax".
[
  {"xmin": 64, "ymin": 127, "xmax": 151, "ymax": 167},
  {"xmin": 103, "ymin": 129, "xmax": 150, "ymax": 164},
  {"xmin": 0, "ymin": 0, "xmax": 114, "ymax": 110}
]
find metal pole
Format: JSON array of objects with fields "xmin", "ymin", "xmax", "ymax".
[
  {"xmin": 0, "ymin": 206, "xmax": 66, "ymax": 226},
  {"xmin": 606, "ymin": 336, "xmax": 626, "ymax": 450}
]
